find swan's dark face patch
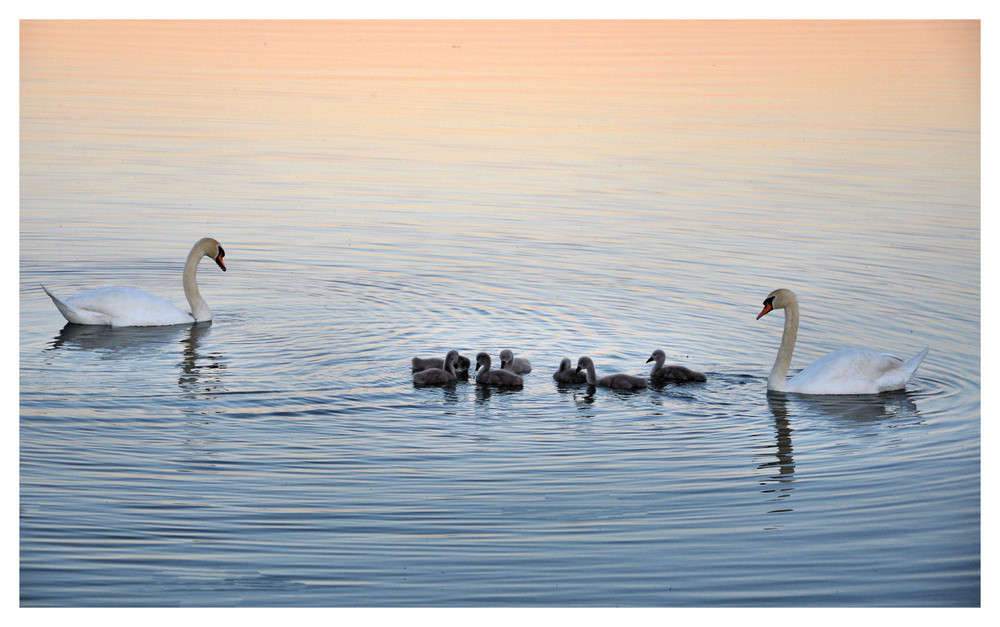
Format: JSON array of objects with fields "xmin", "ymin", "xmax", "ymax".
[
  {"xmin": 757, "ymin": 296, "xmax": 775, "ymax": 320},
  {"xmin": 214, "ymin": 245, "xmax": 227, "ymax": 271}
]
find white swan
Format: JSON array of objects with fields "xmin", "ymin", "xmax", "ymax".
[
  {"xmin": 499, "ymin": 349, "xmax": 532, "ymax": 374},
  {"xmin": 553, "ymin": 357, "xmax": 588, "ymax": 384},
  {"xmin": 42, "ymin": 237, "xmax": 226, "ymax": 327},
  {"xmin": 475, "ymin": 352, "xmax": 524, "ymax": 387},
  {"xmin": 646, "ymin": 349, "xmax": 707, "ymax": 383},
  {"xmin": 413, "ymin": 350, "xmax": 460, "ymax": 386},
  {"xmin": 757, "ymin": 288, "xmax": 929, "ymax": 395},
  {"xmin": 576, "ymin": 356, "xmax": 646, "ymax": 390}
]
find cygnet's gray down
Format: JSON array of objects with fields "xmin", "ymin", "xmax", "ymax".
[
  {"xmin": 646, "ymin": 349, "xmax": 707, "ymax": 383},
  {"xmin": 412, "ymin": 353, "xmax": 471, "ymax": 373},
  {"xmin": 576, "ymin": 356, "xmax": 646, "ymax": 390},
  {"xmin": 413, "ymin": 350, "xmax": 460, "ymax": 386},
  {"xmin": 553, "ymin": 357, "xmax": 588, "ymax": 383},
  {"xmin": 475, "ymin": 352, "xmax": 524, "ymax": 388},
  {"xmin": 499, "ymin": 349, "xmax": 532, "ymax": 374}
]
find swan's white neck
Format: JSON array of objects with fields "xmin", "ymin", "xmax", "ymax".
[
  {"xmin": 769, "ymin": 300, "xmax": 799, "ymax": 392},
  {"xmin": 183, "ymin": 243, "xmax": 211, "ymax": 322}
]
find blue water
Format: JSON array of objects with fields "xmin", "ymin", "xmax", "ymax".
[{"xmin": 19, "ymin": 20, "xmax": 980, "ymax": 606}]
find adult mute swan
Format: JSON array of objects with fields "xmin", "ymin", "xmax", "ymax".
[
  {"xmin": 757, "ymin": 288, "xmax": 929, "ymax": 395},
  {"xmin": 475, "ymin": 352, "xmax": 524, "ymax": 388},
  {"xmin": 42, "ymin": 237, "xmax": 226, "ymax": 327},
  {"xmin": 553, "ymin": 357, "xmax": 588, "ymax": 384},
  {"xmin": 646, "ymin": 349, "xmax": 707, "ymax": 383},
  {"xmin": 413, "ymin": 350, "xmax": 460, "ymax": 386},
  {"xmin": 499, "ymin": 349, "xmax": 532, "ymax": 374},
  {"xmin": 576, "ymin": 356, "xmax": 646, "ymax": 390}
]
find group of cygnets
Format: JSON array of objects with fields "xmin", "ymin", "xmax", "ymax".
[{"xmin": 412, "ymin": 347, "xmax": 707, "ymax": 390}]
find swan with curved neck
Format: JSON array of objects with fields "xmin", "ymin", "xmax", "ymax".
[
  {"xmin": 413, "ymin": 353, "xmax": 471, "ymax": 374},
  {"xmin": 413, "ymin": 350, "xmax": 460, "ymax": 385},
  {"xmin": 646, "ymin": 349, "xmax": 707, "ymax": 383},
  {"xmin": 553, "ymin": 357, "xmax": 587, "ymax": 383},
  {"xmin": 576, "ymin": 356, "xmax": 646, "ymax": 390},
  {"xmin": 500, "ymin": 349, "xmax": 532, "ymax": 374},
  {"xmin": 475, "ymin": 352, "xmax": 524, "ymax": 388},
  {"xmin": 43, "ymin": 238, "xmax": 226, "ymax": 327},
  {"xmin": 757, "ymin": 288, "xmax": 928, "ymax": 395}
]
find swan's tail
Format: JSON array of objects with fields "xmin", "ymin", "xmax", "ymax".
[
  {"xmin": 41, "ymin": 284, "xmax": 75, "ymax": 322},
  {"xmin": 40, "ymin": 284, "xmax": 110, "ymax": 325},
  {"xmin": 904, "ymin": 347, "xmax": 930, "ymax": 378}
]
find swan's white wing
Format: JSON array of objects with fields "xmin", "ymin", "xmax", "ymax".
[
  {"xmin": 787, "ymin": 348, "xmax": 925, "ymax": 395},
  {"xmin": 875, "ymin": 347, "xmax": 930, "ymax": 392},
  {"xmin": 43, "ymin": 285, "xmax": 113, "ymax": 325},
  {"xmin": 58, "ymin": 286, "xmax": 192, "ymax": 327}
]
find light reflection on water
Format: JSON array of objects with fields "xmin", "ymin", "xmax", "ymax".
[{"xmin": 20, "ymin": 21, "xmax": 979, "ymax": 606}]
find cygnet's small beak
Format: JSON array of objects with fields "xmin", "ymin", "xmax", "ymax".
[{"xmin": 646, "ymin": 356, "xmax": 655, "ymax": 363}]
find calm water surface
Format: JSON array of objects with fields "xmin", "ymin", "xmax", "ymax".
[{"xmin": 19, "ymin": 21, "xmax": 980, "ymax": 606}]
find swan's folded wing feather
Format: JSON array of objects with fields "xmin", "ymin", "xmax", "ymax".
[
  {"xmin": 56, "ymin": 286, "xmax": 191, "ymax": 327},
  {"xmin": 43, "ymin": 285, "xmax": 113, "ymax": 325},
  {"xmin": 789, "ymin": 348, "xmax": 921, "ymax": 394}
]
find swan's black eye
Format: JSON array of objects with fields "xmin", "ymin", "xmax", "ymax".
[
  {"xmin": 763, "ymin": 296, "xmax": 774, "ymax": 306},
  {"xmin": 217, "ymin": 246, "xmax": 225, "ymax": 259}
]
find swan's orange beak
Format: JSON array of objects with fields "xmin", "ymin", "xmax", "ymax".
[
  {"xmin": 757, "ymin": 301, "xmax": 773, "ymax": 320},
  {"xmin": 215, "ymin": 255, "xmax": 226, "ymax": 271}
]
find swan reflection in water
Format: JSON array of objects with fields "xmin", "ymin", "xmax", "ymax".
[
  {"xmin": 768, "ymin": 389, "xmax": 922, "ymax": 426},
  {"xmin": 178, "ymin": 322, "xmax": 227, "ymax": 395},
  {"xmin": 47, "ymin": 321, "xmax": 189, "ymax": 355},
  {"xmin": 759, "ymin": 394, "xmax": 797, "ymax": 520},
  {"xmin": 473, "ymin": 383, "xmax": 524, "ymax": 405},
  {"xmin": 46, "ymin": 321, "xmax": 226, "ymax": 395},
  {"xmin": 758, "ymin": 390, "xmax": 923, "ymax": 523}
]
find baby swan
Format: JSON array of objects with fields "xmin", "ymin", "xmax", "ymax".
[
  {"xmin": 646, "ymin": 349, "xmax": 707, "ymax": 383},
  {"xmin": 475, "ymin": 352, "xmax": 524, "ymax": 388},
  {"xmin": 413, "ymin": 350, "xmax": 460, "ymax": 386},
  {"xmin": 553, "ymin": 357, "xmax": 588, "ymax": 384},
  {"xmin": 413, "ymin": 353, "xmax": 471, "ymax": 375},
  {"xmin": 499, "ymin": 349, "xmax": 532, "ymax": 374},
  {"xmin": 576, "ymin": 356, "xmax": 646, "ymax": 390}
]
